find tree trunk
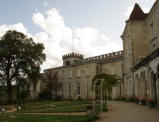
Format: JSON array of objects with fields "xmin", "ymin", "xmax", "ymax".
[{"xmin": 7, "ymin": 80, "xmax": 12, "ymax": 103}]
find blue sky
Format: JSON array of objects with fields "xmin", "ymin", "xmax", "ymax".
[{"xmin": 0, "ymin": 0, "xmax": 155, "ymax": 70}]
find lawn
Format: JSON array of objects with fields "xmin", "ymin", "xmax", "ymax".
[
  {"xmin": 23, "ymin": 100, "xmax": 91, "ymax": 110},
  {"xmin": 0, "ymin": 113, "xmax": 99, "ymax": 122},
  {"xmin": 24, "ymin": 100, "xmax": 57, "ymax": 107},
  {"xmin": 0, "ymin": 100, "xmax": 107, "ymax": 122},
  {"xmin": 20, "ymin": 103, "xmax": 107, "ymax": 113}
]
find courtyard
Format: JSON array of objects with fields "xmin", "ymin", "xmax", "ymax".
[{"xmin": 1, "ymin": 100, "xmax": 159, "ymax": 122}]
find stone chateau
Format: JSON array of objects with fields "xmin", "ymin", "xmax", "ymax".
[
  {"xmin": 121, "ymin": 0, "xmax": 159, "ymax": 104},
  {"xmin": 39, "ymin": 0, "xmax": 159, "ymax": 103},
  {"xmin": 43, "ymin": 51, "xmax": 123, "ymax": 99}
]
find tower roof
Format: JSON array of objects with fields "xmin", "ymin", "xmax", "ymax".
[{"xmin": 129, "ymin": 3, "xmax": 148, "ymax": 21}]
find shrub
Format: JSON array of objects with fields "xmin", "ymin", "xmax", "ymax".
[
  {"xmin": 125, "ymin": 96, "xmax": 135, "ymax": 102},
  {"xmin": 149, "ymin": 99, "xmax": 156, "ymax": 108},
  {"xmin": 54, "ymin": 96, "xmax": 63, "ymax": 101},
  {"xmin": 39, "ymin": 89, "xmax": 52, "ymax": 100},
  {"xmin": 87, "ymin": 105, "xmax": 93, "ymax": 109},
  {"xmin": 115, "ymin": 97, "xmax": 125, "ymax": 101},
  {"xmin": 77, "ymin": 96, "xmax": 81, "ymax": 101}
]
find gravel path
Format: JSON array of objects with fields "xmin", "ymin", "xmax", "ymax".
[{"xmin": 96, "ymin": 101, "xmax": 159, "ymax": 122}]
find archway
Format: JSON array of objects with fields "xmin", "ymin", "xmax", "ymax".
[
  {"xmin": 150, "ymin": 71, "xmax": 157, "ymax": 103},
  {"xmin": 135, "ymin": 75, "xmax": 139, "ymax": 98},
  {"xmin": 140, "ymin": 72, "xmax": 147, "ymax": 100},
  {"xmin": 156, "ymin": 65, "xmax": 159, "ymax": 103}
]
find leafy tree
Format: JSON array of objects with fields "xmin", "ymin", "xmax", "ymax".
[
  {"xmin": 0, "ymin": 30, "xmax": 46, "ymax": 103},
  {"xmin": 44, "ymin": 71, "xmax": 62, "ymax": 99}
]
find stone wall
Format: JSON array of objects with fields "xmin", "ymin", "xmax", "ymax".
[
  {"xmin": 43, "ymin": 51, "xmax": 123, "ymax": 100},
  {"xmin": 146, "ymin": 1, "xmax": 159, "ymax": 53},
  {"xmin": 121, "ymin": 0, "xmax": 159, "ymax": 102}
]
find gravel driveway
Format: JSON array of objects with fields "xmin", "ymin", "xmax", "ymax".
[{"xmin": 96, "ymin": 101, "xmax": 159, "ymax": 122}]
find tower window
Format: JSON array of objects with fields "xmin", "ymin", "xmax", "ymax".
[{"xmin": 66, "ymin": 60, "xmax": 70, "ymax": 65}]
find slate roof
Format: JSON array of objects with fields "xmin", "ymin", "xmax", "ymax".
[{"xmin": 129, "ymin": 3, "xmax": 148, "ymax": 21}]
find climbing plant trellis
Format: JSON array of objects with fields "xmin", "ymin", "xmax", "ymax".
[{"xmin": 93, "ymin": 79, "xmax": 104, "ymax": 114}]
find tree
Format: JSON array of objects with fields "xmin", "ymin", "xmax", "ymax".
[
  {"xmin": 45, "ymin": 71, "xmax": 61, "ymax": 99},
  {"xmin": 0, "ymin": 30, "xmax": 46, "ymax": 103}
]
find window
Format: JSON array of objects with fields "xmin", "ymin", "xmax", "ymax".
[
  {"xmin": 62, "ymin": 70, "xmax": 64, "ymax": 78},
  {"xmin": 112, "ymin": 66, "xmax": 115, "ymax": 75},
  {"xmin": 152, "ymin": 43, "xmax": 156, "ymax": 48},
  {"xmin": 68, "ymin": 69, "xmax": 72, "ymax": 78},
  {"xmin": 76, "ymin": 68, "xmax": 81, "ymax": 77},
  {"xmin": 86, "ymin": 66, "xmax": 90, "ymax": 77},
  {"xmin": 60, "ymin": 84, "xmax": 63, "ymax": 96},
  {"xmin": 150, "ymin": 22, "xmax": 154, "ymax": 37},
  {"xmin": 150, "ymin": 37, "xmax": 157, "ymax": 50},
  {"xmin": 69, "ymin": 83, "xmax": 71, "ymax": 96},
  {"xmin": 66, "ymin": 60, "xmax": 70, "ymax": 65},
  {"xmin": 77, "ymin": 83, "xmax": 80, "ymax": 95}
]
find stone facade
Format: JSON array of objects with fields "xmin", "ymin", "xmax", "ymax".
[
  {"xmin": 43, "ymin": 51, "xmax": 123, "ymax": 100},
  {"xmin": 121, "ymin": 0, "xmax": 159, "ymax": 103}
]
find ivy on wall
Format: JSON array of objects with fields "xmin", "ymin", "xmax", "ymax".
[{"xmin": 92, "ymin": 73, "xmax": 121, "ymax": 97}]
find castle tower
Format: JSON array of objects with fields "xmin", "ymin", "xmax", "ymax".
[
  {"xmin": 121, "ymin": 3, "xmax": 150, "ymax": 97},
  {"xmin": 62, "ymin": 52, "xmax": 84, "ymax": 66}
]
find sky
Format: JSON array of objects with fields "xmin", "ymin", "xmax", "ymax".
[{"xmin": 0, "ymin": 0, "xmax": 155, "ymax": 71}]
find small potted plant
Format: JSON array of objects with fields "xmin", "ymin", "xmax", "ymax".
[
  {"xmin": 149, "ymin": 99, "xmax": 156, "ymax": 108},
  {"xmin": 87, "ymin": 105, "xmax": 93, "ymax": 115},
  {"xmin": 140, "ymin": 98, "xmax": 146, "ymax": 105},
  {"xmin": 135, "ymin": 97, "xmax": 139, "ymax": 103}
]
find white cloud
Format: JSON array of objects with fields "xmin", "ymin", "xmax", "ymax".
[
  {"xmin": 32, "ymin": 8, "xmax": 122, "ymax": 70},
  {"xmin": 43, "ymin": 1, "xmax": 48, "ymax": 7},
  {"xmin": 124, "ymin": 0, "xmax": 155, "ymax": 18},
  {"xmin": 0, "ymin": 8, "xmax": 122, "ymax": 71},
  {"xmin": 0, "ymin": 23, "xmax": 28, "ymax": 37}
]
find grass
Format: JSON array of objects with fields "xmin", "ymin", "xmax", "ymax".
[
  {"xmin": 20, "ymin": 102, "xmax": 107, "ymax": 113},
  {"xmin": 22, "ymin": 101, "xmax": 91, "ymax": 111},
  {"xmin": 24, "ymin": 100, "xmax": 57, "ymax": 107},
  {"xmin": 0, "ymin": 100, "xmax": 107, "ymax": 122},
  {"xmin": 20, "ymin": 105, "xmax": 87, "ymax": 113},
  {"xmin": 0, "ymin": 113, "xmax": 99, "ymax": 122}
]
